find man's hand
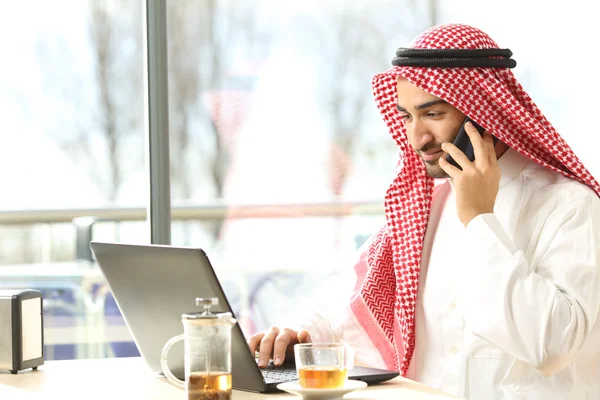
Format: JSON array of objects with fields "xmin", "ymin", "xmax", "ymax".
[
  {"xmin": 439, "ymin": 122, "xmax": 501, "ymax": 227},
  {"xmin": 247, "ymin": 327, "xmax": 312, "ymax": 368}
]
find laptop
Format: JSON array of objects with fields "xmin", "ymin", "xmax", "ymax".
[{"xmin": 89, "ymin": 241, "xmax": 399, "ymax": 393}]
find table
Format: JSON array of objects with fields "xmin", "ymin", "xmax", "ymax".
[{"xmin": 0, "ymin": 357, "xmax": 460, "ymax": 400}]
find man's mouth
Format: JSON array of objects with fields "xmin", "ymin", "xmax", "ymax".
[{"xmin": 420, "ymin": 150, "xmax": 444, "ymax": 162}]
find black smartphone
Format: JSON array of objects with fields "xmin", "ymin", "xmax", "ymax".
[{"xmin": 445, "ymin": 117, "xmax": 487, "ymax": 170}]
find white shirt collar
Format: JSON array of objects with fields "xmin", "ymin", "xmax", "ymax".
[{"xmin": 497, "ymin": 148, "xmax": 532, "ymax": 188}]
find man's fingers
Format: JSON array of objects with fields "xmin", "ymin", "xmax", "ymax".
[
  {"xmin": 272, "ymin": 329, "xmax": 295, "ymax": 366},
  {"xmin": 484, "ymin": 131, "xmax": 498, "ymax": 165},
  {"xmin": 441, "ymin": 142, "xmax": 471, "ymax": 173},
  {"xmin": 438, "ymin": 153, "xmax": 461, "ymax": 179},
  {"xmin": 257, "ymin": 327, "xmax": 279, "ymax": 368},
  {"xmin": 464, "ymin": 122, "xmax": 487, "ymax": 165},
  {"xmin": 251, "ymin": 328, "xmax": 312, "ymax": 368},
  {"xmin": 284, "ymin": 330, "xmax": 313, "ymax": 359},
  {"xmin": 297, "ymin": 330, "xmax": 312, "ymax": 343},
  {"xmin": 247, "ymin": 332, "xmax": 265, "ymax": 355}
]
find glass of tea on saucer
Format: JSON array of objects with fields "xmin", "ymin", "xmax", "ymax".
[{"xmin": 294, "ymin": 343, "xmax": 354, "ymax": 389}]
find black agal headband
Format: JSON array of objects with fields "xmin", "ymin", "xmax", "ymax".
[{"xmin": 392, "ymin": 48, "xmax": 517, "ymax": 68}]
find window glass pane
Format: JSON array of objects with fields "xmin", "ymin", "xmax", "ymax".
[
  {"xmin": 0, "ymin": 0, "xmax": 145, "ymax": 360},
  {"xmin": 8, "ymin": 0, "xmax": 592, "ymax": 361},
  {"xmin": 166, "ymin": 1, "xmax": 419, "ymax": 337}
]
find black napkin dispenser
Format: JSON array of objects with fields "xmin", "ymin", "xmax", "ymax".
[{"xmin": 0, "ymin": 289, "xmax": 44, "ymax": 374}]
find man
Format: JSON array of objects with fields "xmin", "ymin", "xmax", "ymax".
[{"xmin": 248, "ymin": 23, "xmax": 600, "ymax": 398}]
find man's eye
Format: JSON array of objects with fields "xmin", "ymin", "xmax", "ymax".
[
  {"xmin": 400, "ymin": 114, "xmax": 411, "ymax": 121},
  {"xmin": 427, "ymin": 112, "xmax": 441, "ymax": 118}
]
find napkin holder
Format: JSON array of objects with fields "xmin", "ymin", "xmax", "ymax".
[{"xmin": 0, "ymin": 289, "xmax": 44, "ymax": 374}]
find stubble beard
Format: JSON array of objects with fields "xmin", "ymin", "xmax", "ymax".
[{"xmin": 423, "ymin": 158, "xmax": 449, "ymax": 179}]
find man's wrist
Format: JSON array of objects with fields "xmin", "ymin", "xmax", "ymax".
[{"xmin": 460, "ymin": 209, "xmax": 493, "ymax": 227}]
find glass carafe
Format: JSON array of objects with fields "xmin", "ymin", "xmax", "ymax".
[{"xmin": 161, "ymin": 297, "xmax": 237, "ymax": 400}]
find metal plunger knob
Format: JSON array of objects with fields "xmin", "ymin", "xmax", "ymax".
[{"xmin": 196, "ymin": 297, "xmax": 218, "ymax": 314}]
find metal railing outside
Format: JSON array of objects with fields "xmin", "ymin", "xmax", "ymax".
[
  {"xmin": 0, "ymin": 201, "xmax": 385, "ymax": 225},
  {"xmin": 0, "ymin": 201, "xmax": 385, "ymax": 263}
]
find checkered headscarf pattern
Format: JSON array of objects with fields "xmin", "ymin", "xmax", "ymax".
[{"xmin": 356, "ymin": 23, "xmax": 600, "ymax": 375}]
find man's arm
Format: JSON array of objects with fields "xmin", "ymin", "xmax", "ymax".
[
  {"xmin": 248, "ymin": 238, "xmax": 384, "ymax": 367},
  {"xmin": 459, "ymin": 195, "xmax": 600, "ymax": 376},
  {"xmin": 275, "ymin": 264, "xmax": 358, "ymax": 343}
]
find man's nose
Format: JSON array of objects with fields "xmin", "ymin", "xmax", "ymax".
[{"xmin": 409, "ymin": 120, "xmax": 434, "ymax": 150}]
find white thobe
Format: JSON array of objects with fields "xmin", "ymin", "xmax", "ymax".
[{"xmin": 280, "ymin": 149, "xmax": 600, "ymax": 399}]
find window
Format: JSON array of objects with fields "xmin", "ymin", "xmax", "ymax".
[
  {"xmin": 0, "ymin": 0, "xmax": 145, "ymax": 360},
  {"xmin": 1, "ymin": 0, "xmax": 596, "ymax": 362}
]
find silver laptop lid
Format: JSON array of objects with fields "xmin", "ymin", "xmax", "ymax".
[{"xmin": 89, "ymin": 241, "xmax": 266, "ymax": 392}]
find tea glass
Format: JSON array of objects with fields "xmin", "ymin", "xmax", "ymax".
[{"xmin": 293, "ymin": 343, "xmax": 354, "ymax": 389}]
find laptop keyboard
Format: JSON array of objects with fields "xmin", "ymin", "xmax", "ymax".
[{"xmin": 260, "ymin": 361, "xmax": 298, "ymax": 384}]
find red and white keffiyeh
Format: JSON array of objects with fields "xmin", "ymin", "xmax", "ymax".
[{"xmin": 349, "ymin": 23, "xmax": 600, "ymax": 375}]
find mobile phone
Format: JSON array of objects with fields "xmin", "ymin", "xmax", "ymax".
[{"xmin": 445, "ymin": 117, "xmax": 487, "ymax": 170}]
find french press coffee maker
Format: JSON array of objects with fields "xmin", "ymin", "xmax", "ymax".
[{"xmin": 161, "ymin": 298, "xmax": 237, "ymax": 400}]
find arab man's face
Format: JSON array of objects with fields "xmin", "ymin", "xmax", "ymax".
[{"xmin": 396, "ymin": 77, "xmax": 465, "ymax": 178}]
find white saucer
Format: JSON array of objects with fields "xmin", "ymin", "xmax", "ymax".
[{"xmin": 277, "ymin": 380, "xmax": 368, "ymax": 399}]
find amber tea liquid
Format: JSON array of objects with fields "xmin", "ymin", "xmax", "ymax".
[
  {"xmin": 187, "ymin": 372, "xmax": 232, "ymax": 400},
  {"xmin": 298, "ymin": 366, "xmax": 347, "ymax": 389}
]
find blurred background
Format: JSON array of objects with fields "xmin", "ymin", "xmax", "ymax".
[{"xmin": 0, "ymin": 0, "xmax": 598, "ymax": 361}]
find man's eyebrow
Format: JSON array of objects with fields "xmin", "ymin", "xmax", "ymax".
[{"xmin": 396, "ymin": 99, "xmax": 448, "ymax": 112}]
